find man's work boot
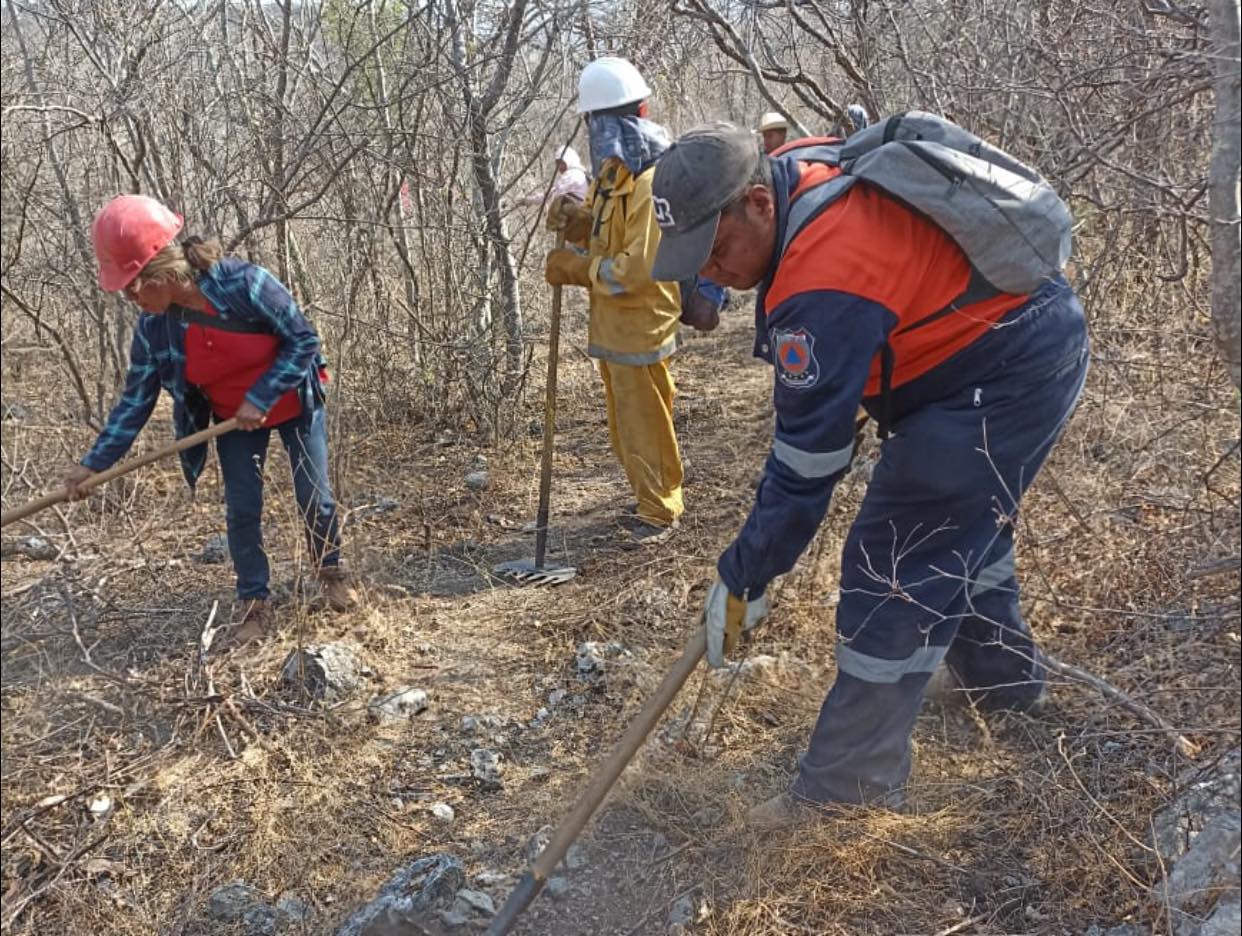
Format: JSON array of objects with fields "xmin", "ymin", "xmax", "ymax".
[
  {"xmin": 745, "ymin": 792, "xmax": 820, "ymax": 832},
  {"xmin": 319, "ymin": 567, "xmax": 360, "ymax": 612},
  {"xmin": 923, "ymin": 664, "xmax": 962, "ymax": 706},
  {"xmin": 925, "ymin": 663, "xmax": 1049, "ymax": 714},
  {"xmin": 218, "ymin": 598, "xmax": 275, "ymax": 650},
  {"xmin": 624, "ymin": 517, "xmax": 679, "ymax": 548}
]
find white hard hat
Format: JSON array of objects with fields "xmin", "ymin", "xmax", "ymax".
[
  {"xmin": 758, "ymin": 112, "xmax": 789, "ymax": 132},
  {"xmin": 578, "ymin": 57, "xmax": 652, "ymax": 114},
  {"xmin": 558, "ymin": 145, "xmax": 583, "ymax": 170}
]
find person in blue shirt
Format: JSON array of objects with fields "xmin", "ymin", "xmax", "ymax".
[{"xmin": 65, "ymin": 195, "xmax": 359, "ymax": 645}]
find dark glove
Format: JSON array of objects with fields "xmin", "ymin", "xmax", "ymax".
[{"xmin": 679, "ymin": 277, "xmax": 728, "ymax": 332}]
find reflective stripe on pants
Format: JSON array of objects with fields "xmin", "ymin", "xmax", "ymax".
[{"xmin": 792, "ymin": 286, "xmax": 1089, "ymax": 806}]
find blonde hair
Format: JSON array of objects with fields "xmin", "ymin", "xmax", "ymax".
[{"xmin": 130, "ymin": 236, "xmax": 223, "ymax": 291}]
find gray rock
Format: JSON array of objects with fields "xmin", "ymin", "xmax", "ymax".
[
  {"xmin": 1148, "ymin": 749, "xmax": 1242, "ymax": 936},
  {"xmin": 1151, "ymin": 749, "xmax": 1241, "ymax": 861},
  {"xmin": 470, "ymin": 749, "xmax": 504, "ymax": 788},
  {"xmin": 369, "ymin": 687, "xmax": 428, "ymax": 721},
  {"xmin": 454, "ymin": 888, "xmax": 495, "ymax": 915},
  {"xmin": 525, "ymin": 825, "xmax": 553, "ymax": 864},
  {"xmin": 430, "ymin": 802, "xmax": 455, "ymax": 823},
  {"xmin": 275, "ymin": 896, "xmax": 313, "ymax": 924},
  {"xmin": 438, "ymin": 907, "xmax": 471, "ymax": 928},
  {"xmin": 334, "ymin": 854, "xmax": 465, "ymax": 936},
  {"xmin": 197, "ymin": 533, "xmax": 229, "ymax": 565},
  {"xmin": 464, "ymin": 470, "xmax": 490, "ymax": 492},
  {"xmin": 1158, "ymin": 812, "xmax": 1241, "ymax": 934},
  {"xmin": 545, "ymin": 877, "xmax": 571, "ymax": 901},
  {"xmin": 206, "ymin": 881, "xmax": 267, "ymax": 922},
  {"xmin": 564, "ymin": 844, "xmax": 588, "ymax": 871},
  {"xmin": 668, "ymin": 893, "xmax": 695, "ymax": 930},
  {"xmin": 575, "ymin": 641, "xmax": 630, "ymax": 680},
  {"xmin": 281, "ymin": 643, "xmax": 369, "ymax": 702},
  {"xmin": 13, "ymin": 536, "xmax": 57, "ymax": 561},
  {"xmin": 461, "ymin": 714, "xmax": 505, "ymax": 734},
  {"xmin": 548, "ymin": 688, "xmax": 567, "ymax": 706},
  {"xmin": 1200, "ymin": 890, "xmax": 1242, "ymax": 936},
  {"xmin": 242, "ymin": 903, "xmax": 280, "ymax": 935}
]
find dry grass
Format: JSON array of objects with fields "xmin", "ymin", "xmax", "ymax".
[{"xmin": 1, "ymin": 295, "xmax": 1239, "ymax": 936}]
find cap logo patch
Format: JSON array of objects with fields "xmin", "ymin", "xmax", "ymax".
[
  {"xmin": 653, "ymin": 195, "xmax": 675, "ymax": 229},
  {"xmin": 773, "ymin": 327, "xmax": 819, "ymax": 389}
]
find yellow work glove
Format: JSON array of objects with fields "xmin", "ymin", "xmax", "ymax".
[
  {"xmin": 544, "ymin": 248, "xmax": 592, "ymax": 287},
  {"xmin": 704, "ymin": 576, "xmax": 771, "ymax": 668},
  {"xmin": 545, "ymin": 195, "xmax": 592, "ymax": 245}
]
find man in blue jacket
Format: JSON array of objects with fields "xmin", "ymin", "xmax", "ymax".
[{"xmin": 651, "ymin": 123, "xmax": 1089, "ymax": 827}]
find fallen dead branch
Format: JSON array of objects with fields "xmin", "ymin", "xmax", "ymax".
[{"xmin": 1044, "ymin": 652, "xmax": 1200, "ymax": 758}]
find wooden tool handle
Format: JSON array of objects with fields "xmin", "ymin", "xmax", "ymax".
[
  {"xmin": 486, "ymin": 626, "xmax": 707, "ymax": 935},
  {"xmin": 534, "ymin": 230, "xmax": 568, "ymax": 568},
  {"xmin": 1, "ymin": 417, "xmax": 240, "ymax": 529}
]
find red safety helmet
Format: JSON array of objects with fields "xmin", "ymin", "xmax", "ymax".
[{"xmin": 91, "ymin": 195, "xmax": 184, "ymax": 291}]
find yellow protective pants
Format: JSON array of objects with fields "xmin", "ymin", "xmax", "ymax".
[{"xmin": 598, "ymin": 359, "xmax": 684, "ymax": 527}]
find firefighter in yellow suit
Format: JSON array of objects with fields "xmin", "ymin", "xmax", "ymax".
[{"xmin": 544, "ymin": 57, "xmax": 684, "ymax": 545}]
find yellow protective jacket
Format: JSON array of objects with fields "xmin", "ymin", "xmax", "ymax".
[{"xmin": 573, "ymin": 158, "xmax": 681, "ymax": 365}]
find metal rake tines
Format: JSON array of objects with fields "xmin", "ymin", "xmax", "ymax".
[{"xmin": 492, "ymin": 558, "xmax": 577, "ymax": 586}]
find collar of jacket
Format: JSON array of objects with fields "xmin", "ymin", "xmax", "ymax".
[
  {"xmin": 195, "ymin": 257, "xmax": 253, "ymax": 319},
  {"xmin": 751, "ymin": 156, "xmax": 799, "ymax": 355}
]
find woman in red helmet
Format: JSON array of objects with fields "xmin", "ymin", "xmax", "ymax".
[{"xmin": 64, "ymin": 194, "xmax": 358, "ymax": 645}]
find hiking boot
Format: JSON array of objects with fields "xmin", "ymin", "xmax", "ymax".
[
  {"xmin": 319, "ymin": 566, "xmax": 360, "ymax": 612},
  {"xmin": 923, "ymin": 664, "xmax": 962, "ymax": 705},
  {"xmin": 218, "ymin": 598, "xmax": 275, "ymax": 650},
  {"xmin": 624, "ymin": 518, "xmax": 679, "ymax": 547},
  {"xmin": 924, "ymin": 664, "xmax": 1049, "ymax": 714},
  {"xmin": 745, "ymin": 793, "xmax": 820, "ymax": 832}
]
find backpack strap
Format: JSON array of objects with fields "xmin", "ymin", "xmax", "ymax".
[
  {"xmin": 781, "ymin": 174, "xmax": 858, "ymax": 255},
  {"xmin": 771, "ymin": 142, "xmax": 854, "ymax": 257},
  {"xmin": 168, "ymin": 304, "xmax": 274, "ymax": 335}
]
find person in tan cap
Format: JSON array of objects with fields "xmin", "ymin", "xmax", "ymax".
[{"xmin": 756, "ymin": 111, "xmax": 789, "ymax": 153}]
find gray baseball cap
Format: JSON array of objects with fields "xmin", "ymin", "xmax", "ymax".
[{"xmin": 651, "ymin": 122, "xmax": 760, "ymax": 281}]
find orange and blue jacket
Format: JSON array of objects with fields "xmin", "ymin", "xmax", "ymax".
[{"xmin": 717, "ymin": 153, "xmax": 1035, "ymax": 599}]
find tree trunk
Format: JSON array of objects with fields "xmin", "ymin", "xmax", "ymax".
[{"xmin": 1208, "ymin": 0, "xmax": 1241, "ymax": 390}]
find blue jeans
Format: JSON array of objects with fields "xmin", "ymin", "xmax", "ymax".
[
  {"xmin": 791, "ymin": 282, "xmax": 1090, "ymax": 806},
  {"xmin": 215, "ymin": 406, "xmax": 341, "ymax": 600}
]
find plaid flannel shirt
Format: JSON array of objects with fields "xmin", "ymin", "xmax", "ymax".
[{"xmin": 82, "ymin": 258, "xmax": 323, "ymax": 482}]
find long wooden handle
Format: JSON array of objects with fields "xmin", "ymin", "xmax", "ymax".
[
  {"xmin": 486, "ymin": 626, "xmax": 707, "ymax": 936},
  {"xmin": 1, "ymin": 418, "xmax": 240, "ymax": 530},
  {"xmin": 534, "ymin": 230, "xmax": 568, "ymax": 569}
]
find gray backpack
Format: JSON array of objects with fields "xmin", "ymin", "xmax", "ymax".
[{"xmin": 779, "ymin": 111, "xmax": 1072, "ymax": 296}]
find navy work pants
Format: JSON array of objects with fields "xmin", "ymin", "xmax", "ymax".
[
  {"xmin": 215, "ymin": 405, "xmax": 342, "ymax": 600},
  {"xmin": 791, "ymin": 282, "xmax": 1090, "ymax": 806}
]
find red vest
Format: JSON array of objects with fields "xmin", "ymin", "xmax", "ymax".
[{"xmin": 183, "ymin": 308, "xmax": 303, "ymax": 425}]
